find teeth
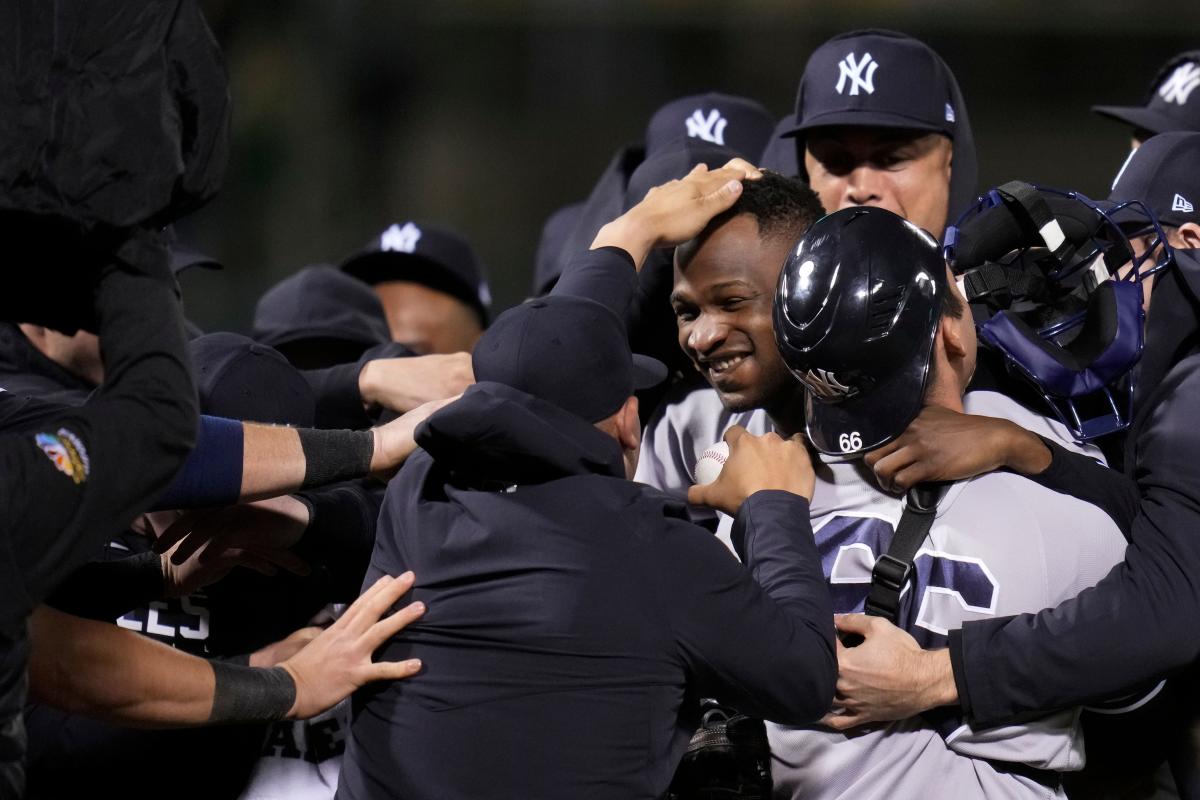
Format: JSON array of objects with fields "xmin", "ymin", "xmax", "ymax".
[{"xmin": 708, "ymin": 355, "xmax": 745, "ymax": 373}]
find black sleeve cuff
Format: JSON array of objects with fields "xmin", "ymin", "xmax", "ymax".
[
  {"xmin": 304, "ymin": 361, "xmax": 371, "ymax": 430},
  {"xmin": 947, "ymin": 627, "xmax": 973, "ymax": 719},
  {"xmin": 730, "ymin": 490, "xmax": 811, "ymax": 562},
  {"xmin": 46, "ymin": 550, "xmax": 166, "ymax": 621},
  {"xmin": 293, "ymin": 483, "xmax": 380, "ymax": 599}
]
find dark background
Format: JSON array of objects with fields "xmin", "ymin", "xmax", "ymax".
[{"xmin": 179, "ymin": 0, "xmax": 1200, "ymax": 333}]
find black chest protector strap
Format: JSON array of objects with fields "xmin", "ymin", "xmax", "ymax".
[{"xmin": 864, "ymin": 482, "xmax": 948, "ymax": 624}]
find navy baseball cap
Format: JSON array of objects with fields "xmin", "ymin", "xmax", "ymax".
[
  {"xmin": 341, "ymin": 221, "xmax": 492, "ymax": 326},
  {"xmin": 760, "ymin": 114, "xmax": 801, "ymax": 176},
  {"xmin": 1106, "ymin": 131, "xmax": 1200, "ymax": 229},
  {"xmin": 473, "ymin": 295, "xmax": 666, "ymax": 423},
  {"xmin": 644, "ymin": 92, "xmax": 777, "ymax": 161},
  {"xmin": 191, "ymin": 332, "xmax": 316, "ymax": 427},
  {"xmin": 785, "ymin": 30, "xmax": 960, "ymax": 138},
  {"xmin": 1093, "ymin": 51, "xmax": 1200, "ymax": 137},
  {"xmin": 252, "ymin": 264, "xmax": 390, "ymax": 353}
]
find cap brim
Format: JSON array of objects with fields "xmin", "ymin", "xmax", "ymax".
[
  {"xmin": 1091, "ymin": 105, "xmax": 1187, "ymax": 136},
  {"xmin": 256, "ymin": 325, "xmax": 381, "ymax": 351},
  {"xmin": 171, "ymin": 247, "xmax": 222, "ymax": 274},
  {"xmin": 804, "ymin": 331, "xmax": 935, "ymax": 457},
  {"xmin": 632, "ymin": 354, "xmax": 668, "ymax": 390},
  {"xmin": 783, "ymin": 110, "xmax": 947, "ymax": 138}
]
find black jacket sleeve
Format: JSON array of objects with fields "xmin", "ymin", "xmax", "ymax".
[
  {"xmin": 951, "ymin": 355, "xmax": 1200, "ymax": 726},
  {"xmin": 660, "ymin": 490, "xmax": 836, "ymax": 725},
  {"xmin": 302, "ymin": 361, "xmax": 369, "ymax": 430},
  {"xmin": 292, "ymin": 481, "xmax": 382, "ymax": 601},
  {"xmin": 1027, "ymin": 437, "xmax": 1140, "ymax": 537},
  {"xmin": 45, "ymin": 551, "xmax": 165, "ymax": 621},
  {"xmin": 551, "ymin": 246, "xmax": 639, "ymax": 320},
  {"xmin": 0, "ymin": 238, "xmax": 197, "ymax": 617}
]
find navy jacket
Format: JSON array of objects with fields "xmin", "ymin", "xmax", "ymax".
[
  {"xmin": 950, "ymin": 251, "xmax": 1200, "ymax": 726},
  {"xmin": 0, "ymin": 244, "xmax": 197, "ymax": 797},
  {"xmin": 337, "ymin": 381, "xmax": 835, "ymax": 800}
]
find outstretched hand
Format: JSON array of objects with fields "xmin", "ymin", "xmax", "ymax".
[
  {"xmin": 687, "ymin": 425, "xmax": 816, "ymax": 515},
  {"xmin": 281, "ymin": 572, "xmax": 425, "ymax": 720},
  {"xmin": 591, "ymin": 158, "xmax": 764, "ymax": 268},
  {"xmin": 820, "ymin": 614, "xmax": 957, "ymax": 731},
  {"xmin": 149, "ymin": 496, "xmax": 312, "ymax": 597},
  {"xmin": 359, "ymin": 353, "xmax": 474, "ymax": 414},
  {"xmin": 864, "ymin": 406, "xmax": 1052, "ymax": 493},
  {"xmin": 370, "ymin": 395, "xmax": 459, "ymax": 480}
]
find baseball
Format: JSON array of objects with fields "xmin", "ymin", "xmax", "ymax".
[{"xmin": 694, "ymin": 441, "xmax": 730, "ymax": 485}]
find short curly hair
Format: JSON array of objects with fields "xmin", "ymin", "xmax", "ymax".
[{"xmin": 706, "ymin": 171, "xmax": 826, "ymax": 245}]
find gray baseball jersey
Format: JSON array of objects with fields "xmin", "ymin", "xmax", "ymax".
[{"xmin": 635, "ymin": 386, "xmax": 1127, "ymax": 798}]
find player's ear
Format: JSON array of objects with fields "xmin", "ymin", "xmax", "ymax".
[
  {"xmin": 1175, "ymin": 222, "xmax": 1200, "ymax": 250},
  {"xmin": 616, "ymin": 395, "xmax": 641, "ymax": 453},
  {"xmin": 939, "ymin": 314, "xmax": 968, "ymax": 360}
]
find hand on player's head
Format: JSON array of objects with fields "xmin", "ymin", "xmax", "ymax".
[
  {"xmin": 591, "ymin": 159, "xmax": 764, "ymax": 268},
  {"xmin": 687, "ymin": 425, "xmax": 815, "ymax": 514}
]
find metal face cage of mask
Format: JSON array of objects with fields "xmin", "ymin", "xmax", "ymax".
[{"xmin": 943, "ymin": 181, "xmax": 1174, "ymax": 441}]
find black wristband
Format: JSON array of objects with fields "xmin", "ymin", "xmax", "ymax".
[
  {"xmin": 208, "ymin": 662, "xmax": 296, "ymax": 724},
  {"xmin": 297, "ymin": 428, "xmax": 374, "ymax": 489}
]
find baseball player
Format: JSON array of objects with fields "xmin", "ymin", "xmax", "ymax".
[
  {"xmin": 763, "ymin": 206, "xmax": 1127, "ymax": 798},
  {"xmin": 335, "ymin": 162, "xmax": 840, "ymax": 800},
  {"xmin": 762, "ymin": 29, "xmax": 978, "ymax": 240},
  {"xmin": 1093, "ymin": 49, "xmax": 1200, "ymax": 148},
  {"xmin": 822, "ymin": 132, "xmax": 1200, "ymax": 795},
  {"xmin": 340, "ymin": 222, "xmax": 491, "ymax": 355}
]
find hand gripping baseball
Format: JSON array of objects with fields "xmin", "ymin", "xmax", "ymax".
[{"xmin": 687, "ymin": 426, "xmax": 816, "ymax": 516}]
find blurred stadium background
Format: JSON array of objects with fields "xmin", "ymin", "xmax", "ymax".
[{"xmin": 180, "ymin": 0, "xmax": 1200, "ymax": 332}]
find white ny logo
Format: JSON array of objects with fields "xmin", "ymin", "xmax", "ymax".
[
  {"xmin": 685, "ymin": 109, "xmax": 728, "ymax": 145},
  {"xmin": 381, "ymin": 222, "xmax": 422, "ymax": 253},
  {"xmin": 1159, "ymin": 62, "xmax": 1200, "ymax": 106},
  {"xmin": 836, "ymin": 52, "xmax": 879, "ymax": 96},
  {"xmin": 803, "ymin": 368, "xmax": 852, "ymax": 399}
]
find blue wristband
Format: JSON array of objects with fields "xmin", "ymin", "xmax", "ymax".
[{"xmin": 154, "ymin": 415, "xmax": 244, "ymax": 509}]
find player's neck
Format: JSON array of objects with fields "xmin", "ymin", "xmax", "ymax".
[
  {"xmin": 923, "ymin": 378, "xmax": 965, "ymax": 414},
  {"xmin": 764, "ymin": 384, "xmax": 809, "ymax": 438}
]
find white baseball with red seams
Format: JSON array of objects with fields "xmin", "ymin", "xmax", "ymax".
[{"xmin": 693, "ymin": 441, "xmax": 729, "ymax": 485}]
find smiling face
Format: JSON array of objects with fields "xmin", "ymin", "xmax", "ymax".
[
  {"xmin": 671, "ymin": 214, "xmax": 797, "ymax": 412},
  {"xmin": 804, "ymin": 126, "xmax": 952, "ymax": 238}
]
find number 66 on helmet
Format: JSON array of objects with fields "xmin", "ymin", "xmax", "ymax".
[{"xmin": 773, "ymin": 206, "xmax": 946, "ymax": 457}]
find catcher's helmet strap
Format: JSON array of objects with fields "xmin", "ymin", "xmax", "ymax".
[
  {"xmin": 863, "ymin": 482, "xmax": 949, "ymax": 624},
  {"xmin": 994, "ymin": 181, "xmax": 1070, "ymax": 256}
]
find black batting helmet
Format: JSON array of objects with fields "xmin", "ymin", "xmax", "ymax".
[{"xmin": 773, "ymin": 206, "xmax": 944, "ymax": 456}]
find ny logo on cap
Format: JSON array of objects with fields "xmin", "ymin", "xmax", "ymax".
[
  {"xmin": 835, "ymin": 52, "xmax": 878, "ymax": 97},
  {"xmin": 802, "ymin": 368, "xmax": 853, "ymax": 399},
  {"xmin": 381, "ymin": 222, "xmax": 422, "ymax": 253},
  {"xmin": 686, "ymin": 109, "xmax": 728, "ymax": 145},
  {"xmin": 1173, "ymin": 193, "xmax": 1195, "ymax": 214},
  {"xmin": 1159, "ymin": 62, "xmax": 1200, "ymax": 106}
]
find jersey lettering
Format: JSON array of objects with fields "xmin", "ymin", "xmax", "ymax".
[
  {"xmin": 816, "ymin": 515, "xmax": 999, "ymax": 647},
  {"xmin": 115, "ymin": 594, "xmax": 211, "ymax": 653}
]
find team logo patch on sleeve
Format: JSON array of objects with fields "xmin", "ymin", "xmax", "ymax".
[{"xmin": 35, "ymin": 428, "xmax": 90, "ymax": 484}]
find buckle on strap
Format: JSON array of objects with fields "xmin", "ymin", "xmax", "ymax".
[{"xmin": 871, "ymin": 553, "xmax": 911, "ymax": 592}]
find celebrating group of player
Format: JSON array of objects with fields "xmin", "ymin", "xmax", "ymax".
[{"xmin": 3, "ymin": 3, "xmax": 1200, "ymax": 799}]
